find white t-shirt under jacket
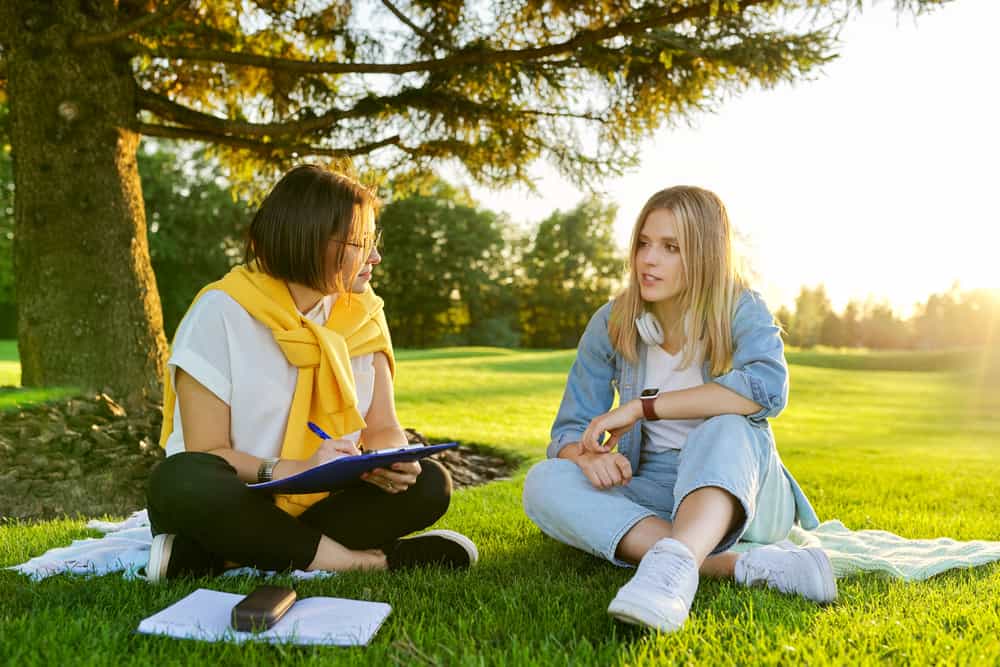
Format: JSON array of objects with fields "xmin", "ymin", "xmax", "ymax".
[{"xmin": 641, "ymin": 343, "xmax": 706, "ymax": 452}]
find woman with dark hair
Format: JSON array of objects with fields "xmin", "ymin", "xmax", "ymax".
[{"xmin": 146, "ymin": 165, "xmax": 476, "ymax": 581}]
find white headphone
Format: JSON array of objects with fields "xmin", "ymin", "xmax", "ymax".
[{"xmin": 635, "ymin": 312, "xmax": 664, "ymax": 346}]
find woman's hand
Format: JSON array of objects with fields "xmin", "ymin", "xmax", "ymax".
[
  {"xmin": 362, "ymin": 460, "xmax": 421, "ymax": 494},
  {"xmin": 571, "ymin": 450, "xmax": 633, "ymax": 489},
  {"xmin": 306, "ymin": 439, "xmax": 360, "ymax": 467},
  {"xmin": 579, "ymin": 399, "xmax": 644, "ymax": 454},
  {"xmin": 273, "ymin": 439, "xmax": 359, "ymax": 480}
]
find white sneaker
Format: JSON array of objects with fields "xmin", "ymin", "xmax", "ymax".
[
  {"xmin": 146, "ymin": 533, "xmax": 175, "ymax": 584},
  {"xmin": 145, "ymin": 533, "xmax": 221, "ymax": 583},
  {"xmin": 735, "ymin": 542, "xmax": 837, "ymax": 604},
  {"xmin": 607, "ymin": 538, "xmax": 699, "ymax": 633}
]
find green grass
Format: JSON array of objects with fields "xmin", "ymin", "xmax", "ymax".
[
  {"xmin": 786, "ymin": 344, "xmax": 998, "ymax": 373},
  {"xmin": 0, "ymin": 339, "xmax": 21, "ymax": 387},
  {"xmin": 0, "ymin": 340, "xmax": 82, "ymax": 408},
  {"xmin": 0, "ymin": 386, "xmax": 80, "ymax": 411},
  {"xmin": 0, "ymin": 339, "xmax": 18, "ymax": 361},
  {"xmin": 2, "ymin": 344, "xmax": 1000, "ymax": 664}
]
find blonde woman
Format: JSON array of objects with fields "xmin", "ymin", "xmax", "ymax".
[{"xmin": 522, "ymin": 186, "xmax": 836, "ymax": 633}]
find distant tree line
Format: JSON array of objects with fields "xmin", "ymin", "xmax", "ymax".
[
  {"xmin": 774, "ymin": 285, "xmax": 999, "ymax": 350},
  {"xmin": 375, "ymin": 179, "xmax": 621, "ymax": 349},
  {"xmin": 0, "ymin": 141, "xmax": 623, "ymax": 348},
  {"xmin": 4, "ymin": 141, "xmax": 992, "ymax": 352}
]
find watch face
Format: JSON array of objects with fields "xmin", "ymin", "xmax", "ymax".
[{"xmin": 640, "ymin": 388, "xmax": 659, "ymax": 398}]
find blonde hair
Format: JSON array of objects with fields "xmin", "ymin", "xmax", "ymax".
[{"xmin": 609, "ymin": 186, "xmax": 746, "ymax": 375}]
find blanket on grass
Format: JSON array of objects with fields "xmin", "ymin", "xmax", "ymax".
[
  {"xmin": 7, "ymin": 509, "xmax": 331, "ymax": 582},
  {"xmin": 8, "ymin": 511, "xmax": 1000, "ymax": 582},
  {"xmin": 781, "ymin": 521, "xmax": 1000, "ymax": 581}
]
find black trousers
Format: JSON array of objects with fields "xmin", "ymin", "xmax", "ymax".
[{"xmin": 146, "ymin": 451, "xmax": 452, "ymax": 571}]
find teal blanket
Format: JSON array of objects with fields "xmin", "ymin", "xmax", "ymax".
[{"xmin": 743, "ymin": 521, "xmax": 1000, "ymax": 581}]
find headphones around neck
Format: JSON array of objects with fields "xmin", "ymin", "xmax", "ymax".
[{"xmin": 635, "ymin": 312, "xmax": 664, "ymax": 346}]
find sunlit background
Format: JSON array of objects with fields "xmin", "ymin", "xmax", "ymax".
[{"xmin": 468, "ymin": 0, "xmax": 999, "ymax": 316}]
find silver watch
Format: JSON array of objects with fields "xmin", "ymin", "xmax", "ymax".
[{"xmin": 257, "ymin": 457, "xmax": 279, "ymax": 483}]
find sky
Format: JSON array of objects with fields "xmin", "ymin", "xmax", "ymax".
[{"xmin": 466, "ymin": 1, "xmax": 1000, "ymax": 316}]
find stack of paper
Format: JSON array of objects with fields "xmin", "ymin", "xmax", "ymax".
[{"xmin": 137, "ymin": 588, "xmax": 391, "ymax": 645}]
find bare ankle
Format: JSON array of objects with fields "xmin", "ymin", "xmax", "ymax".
[{"xmin": 308, "ymin": 537, "xmax": 388, "ymax": 572}]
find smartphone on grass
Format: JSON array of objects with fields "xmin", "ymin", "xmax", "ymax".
[{"xmin": 231, "ymin": 585, "xmax": 297, "ymax": 632}]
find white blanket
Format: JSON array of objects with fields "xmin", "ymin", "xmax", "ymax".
[
  {"xmin": 10, "ymin": 511, "xmax": 1000, "ymax": 583},
  {"xmin": 7, "ymin": 509, "xmax": 331, "ymax": 582}
]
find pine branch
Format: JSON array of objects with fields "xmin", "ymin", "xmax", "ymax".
[
  {"xmin": 136, "ymin": 87, "xmax": 606, "ymax": 140},
  {"xmin": 136, "ymin": 88, "xmax": 355, "ymax": 138},
  {"xmin": 137, "ymin": 122, "xmax": 401, "ymax": 157},
  {"xmin": 72, "ymin": 0, "xmax": 187, "ymax": 49},
  {"xmin": 381, "ymin": 0, "xmax": 452, "ymax": 51},
  {"xmin": 131, "ymin": 0, "xmax": 771, "ymax": 75},
  {"xmin": 521, "ymin": 108, "xmax": 605, "ymax": 122}
]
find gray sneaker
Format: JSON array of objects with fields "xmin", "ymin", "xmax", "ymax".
[
  {"xmin": 735, "ymin": 542, "xmax": 837, "ymax": 604},
  {"xmin": 607, "ymin": 537, "xmax": 699, "ymax": 633}
]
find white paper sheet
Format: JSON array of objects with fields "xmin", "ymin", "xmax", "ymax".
[{"xmin": 137, "ymin": 588, "xmax": 391, "ymax": 645}]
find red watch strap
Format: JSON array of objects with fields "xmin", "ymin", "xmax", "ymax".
[{"xmin": 641, "ymin": 395, "xmax": 658, "ymax": 421}]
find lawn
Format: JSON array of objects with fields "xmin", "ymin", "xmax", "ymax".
[
  {"xmin": 0, "ymin": 339, "xmax": 21, "ymax": 386},
  {"xmin": 2, "ymin": 343, "xmax": 999, "ymax": 664},
  {"xmin": 0, "ymin": 340, "xmax": 82, "ymax": 409}
]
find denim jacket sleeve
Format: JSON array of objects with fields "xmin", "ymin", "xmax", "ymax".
[
  {"xmin": 710, "ymin": 290, "xmax": 789, "ymax": 423},
  {"xmin": 547, "ymin": 302, "xmax": 617, "ymax": 459}
]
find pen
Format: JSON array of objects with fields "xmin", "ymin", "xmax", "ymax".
[{"xmin": 307, "ymin": 421, "xmax": 331, "ymax": 440}]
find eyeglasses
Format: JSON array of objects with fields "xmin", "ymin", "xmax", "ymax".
[{"xmin": 334, "ymin": 228, "xmax": 383, "ymax": 252}]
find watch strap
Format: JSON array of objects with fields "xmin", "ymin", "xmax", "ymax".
[
  {"xmin": 257, "ymin": 457, "xmax": 279, "ymax": 483},
  {"xmin": 641, "ymin": 394, "xmax": 659, "ymax": 421}
]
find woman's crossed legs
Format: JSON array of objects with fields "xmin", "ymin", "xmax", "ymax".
[{"xmin": 523, "ymin": 415, "xmax": 835, "ymax": 631}]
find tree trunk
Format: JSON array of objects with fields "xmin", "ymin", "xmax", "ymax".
[{"xmin": 7, "ymin": 1, "xmax": 167, "ymax": 405}]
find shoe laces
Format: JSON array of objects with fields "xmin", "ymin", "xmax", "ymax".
[
  {"xmin": 641, "ymin": 542, "xmax": 695, "ymax": 589},
  {"xmin": 741, "ymin": 550, "xmax": 789, "ymax": 591}
]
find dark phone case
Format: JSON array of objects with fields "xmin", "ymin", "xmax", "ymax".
[{"xmin": 231, "ymin": 585, "xmax": 297, "ymax": 632}]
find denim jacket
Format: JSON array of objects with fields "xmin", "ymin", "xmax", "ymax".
[{"xmin": 547, "ymin": 290, "xmax": 820, "ymax": 530}]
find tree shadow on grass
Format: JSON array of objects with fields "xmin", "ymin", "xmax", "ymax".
[
  {"xmin": 396, "ymin": 347, "xmax": 576, "ymax": 375},
  {"xmin": 395, "ymin": 347, "xmax": 521, "ymax": 362},
  {"xmin": 476, "ymin": 351, "xmax": 577, "ymax": 375}
]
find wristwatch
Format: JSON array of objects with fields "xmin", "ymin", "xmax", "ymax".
[
  {"xmin": 640, "ymin": 388, "xmax": 661, "ymax": 421},
  {"xmin": 257, "ymin": 457, "xmax": 279, "ymax": 483}
]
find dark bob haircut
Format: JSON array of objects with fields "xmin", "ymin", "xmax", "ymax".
[{"xmin": 245, "ymin": 165, "xmax": 378, "ymax": 292}]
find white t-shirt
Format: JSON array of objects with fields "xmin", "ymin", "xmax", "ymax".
[
  {"xmin": 641, "ymin": 343, "xmax": 706, "ymax": 452},
  {"xmin": 164, "ymin": 289, "xmax": 375, "ymax": 458}
]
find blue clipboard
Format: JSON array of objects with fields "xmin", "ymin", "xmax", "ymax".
[{"xmin": 247, "ymin": 443, "xmax": 458, "ymax": 495}]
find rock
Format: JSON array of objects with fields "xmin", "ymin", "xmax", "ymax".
[{"xmin": 97, "ymin": 393, "xmax": 127, "ymax": 418}]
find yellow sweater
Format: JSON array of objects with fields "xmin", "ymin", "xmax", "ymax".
[{"xmin": 159, "ymin": 264, "xmax": 394, "ymax": 516}]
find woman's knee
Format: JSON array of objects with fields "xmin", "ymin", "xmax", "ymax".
[
  {"xmin": 677, "ymin": 415, "xmax": 767, "ymax": 504},
  {"xmin": 684, "ymin": 415, "xmax": 761, "ymax": 461},
  {"xmin": 522, "ymin": 458, "xmax": 581, "ymax": 518},
  {"xmin": 147, "ymin": 451, "xmax": 236, "ymax": 514},
  {"xmin": 407, "ymin": 458, "xmax": 452, "ymax": 524},
  {"xmin": 691, "ymin": 414, "xmax": 755, "ymax": 440}
]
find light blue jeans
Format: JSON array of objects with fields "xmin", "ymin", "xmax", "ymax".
[{"xmin": 523, "ymin": 415, "xmax": 796, "ymax": 566}]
